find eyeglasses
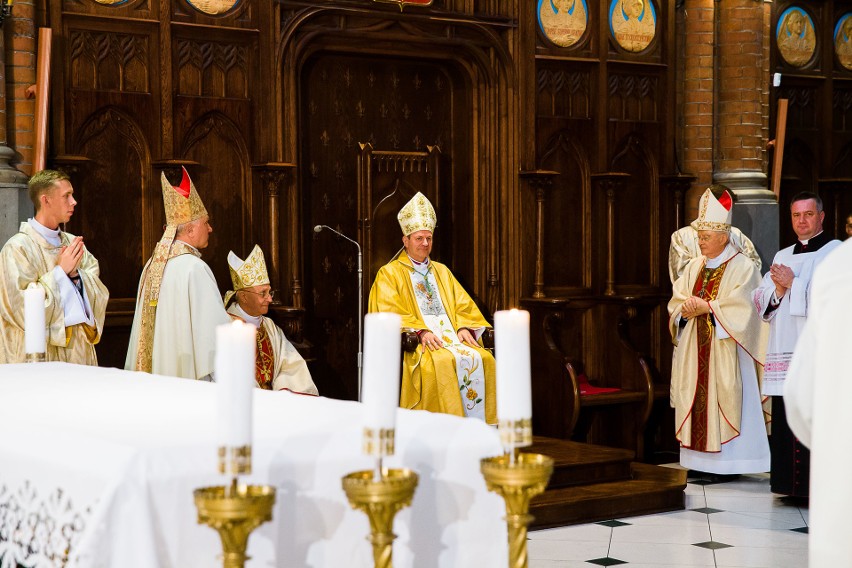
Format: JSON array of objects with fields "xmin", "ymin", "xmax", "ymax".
[{"xmin": 241, "ymin": 289, "xmax": 274, "ymax": 299}]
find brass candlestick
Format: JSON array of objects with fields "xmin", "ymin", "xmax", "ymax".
[
  {"xmin": 481, "ymin": 452, "xmax": 554, "ymax": 568},
  {"xmin": 342, "ymin": 468, "xmax": 419, "ymax": 568},
  {"xmin": 193, "ymin": 480, "xmax": 276, "ymax": 568}
]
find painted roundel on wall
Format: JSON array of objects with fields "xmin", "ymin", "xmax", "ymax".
[
  {"xmin": 537, "ymin": 0, "xmax": 589, "ymax": 48},
  {"xmin": 186, "ymin": 0, "xmax": 241, "ymax": 15},
  {"xmin": 609, "ymin": 0, "xmax": 657, "ymax": 53},
  {"xmin": 91, "ymin": 0, "xmax": 130, "ymax": 5},
  {"xmin": 835, "ymin": 13, "xmax": 852, "ymax": 71},
  {"xmin": 776, "ymin": 6, "xmax": 816, "ymax": 68}
]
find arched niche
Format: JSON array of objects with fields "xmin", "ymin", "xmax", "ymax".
[{"xmin": 180, "ymin": 111, "xmax": 252, "ymax": 292}]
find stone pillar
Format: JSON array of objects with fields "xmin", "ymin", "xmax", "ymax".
[
  {"xmin": 0, "ymin": 0, "xmax": 31, "ymax": 245},
  {"xmin": 714, "ymin": 0, "xmax": 777, "ymax": 268},
  {"xmin": 680, "ymin": 0, "xmax": 776, "ymax": 267}
]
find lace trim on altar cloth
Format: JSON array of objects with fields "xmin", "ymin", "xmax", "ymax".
[{"xmin": 0, "ymin": 481, "xmax": 93, "ymax": 568}]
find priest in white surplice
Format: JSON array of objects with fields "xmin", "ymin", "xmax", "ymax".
[
  {"xmin": 0, "ymin": 170, "xmax": 108, "ymax": 364},
  {"xmin": 125, "ymin": 168, "xmax": 230, "ymax": 380},
  {"xmin": 669, "ymin": 187, "xmax": 769, "ymax": 474},
  {"xmin": 752, "ymin": 191, "xmax": 840, "ymax": 496},
  {"xmin": 784, "ymin": 239, "xmax": 852, "ymax": 566},
  {"xmin": 368, "ymin": 192, "xmax": 496, "ymax": 423},
  {"xmin": 224, "ymin": 245, "xmax": 318, "ymax": 395}
]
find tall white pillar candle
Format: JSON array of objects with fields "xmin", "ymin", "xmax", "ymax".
[
  {"xmin": 24, "ymin": 284, "xmax": 46, "ymax": 355},
  {"xmin": 216, "ymin": 320, "xmax": 256, "ymax": 451},
  {"xmin": 362, "ymin": 312, "xmax": 402, "ymax": 433},
  {"xmin": 494, "ymin": 309, "xmax": 532, "ymax": 421}
]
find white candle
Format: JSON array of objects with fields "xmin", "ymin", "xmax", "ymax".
[
  {"xmin": 494, "ymin": 309, "xmax": 532, "ymax": 422},
  {"xmin": 215, "ymin": 320, "xmax": 256, "ymax": 451},
  {"xmin": 362, "ymin": 312, "xmax": 402, "ymax": 433},
  {"xmin": 24, "ymin": 284, "xmax": 46, "ymax": 355}
]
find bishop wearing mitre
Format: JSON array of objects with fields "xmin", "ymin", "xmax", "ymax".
[
  {"xmin": 224, "ymin": 245, "xmax": 318, "ymax": 395},
  {"xmin": 125, "ymin": 168, "xmax": 230, "ymax": 380},
  {"xmin": 368, "ymin": 192, "xmax": 496, "ymax": 423}
]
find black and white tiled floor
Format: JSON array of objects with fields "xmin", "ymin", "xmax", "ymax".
[{"xmin": 528, "ymin": 471, "xmax": 809, "ymax": 567}]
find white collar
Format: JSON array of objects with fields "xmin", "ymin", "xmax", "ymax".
[
  {"xmin": 28, "ymin": 218, "xmax": 62, "ymax": 246},
  {"xmin": 408, "ymin": 254, "xmax": 430, "ymax": 274},
  {"xmin": 799, "ymin": 231, "xmax": 823, "ymax": 245},
  {"xmin": 705, "ymin": 243, "xmax": 737, "ymax": 269},
  {"xmin": 233, "ymin": 303, "xmax": 262, "ymax": 328}
]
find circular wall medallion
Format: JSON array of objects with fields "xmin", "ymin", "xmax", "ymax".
[
  {"xmin": 835, "ymin": 13, "xmax": 852, "ymax": 71},
  {"xmin": 776, "ymin": 7, "xmax": 816, "ymax": 68},
  {"xmin": 186, "ymin": 0, "xmax": 240, "ymax": 16},
  {"xmin": 92, "ymin": 0, "xmax": 130, "ymax": 5},
  {"xmin": 537, "ymin": 0, "xmax": 589, "ymax": 49},
  {"xmin": 609, "ymin": 0, "xmax": 656, "ymax": 53}
]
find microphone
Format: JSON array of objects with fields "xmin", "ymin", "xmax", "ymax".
[
  {"xmin": 314, "ymin": 224, "xmax": 361, "ymax": 252},
  {"xmin": 314, "ymin": 223, "xmax": 364, "ymax": 401}
]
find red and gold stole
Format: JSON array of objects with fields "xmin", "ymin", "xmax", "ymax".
[
  {"xmin": 688, "ymin": 260, "xmax": 729, "ymax": 452},
  {"xmin": 255, "ymin": 323, "xmax": 275, "ymax": 389}
]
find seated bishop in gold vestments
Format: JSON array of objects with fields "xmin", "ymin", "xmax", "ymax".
[
  {"xmin": 368, "ymin": 192, "xmax": 496, "ymax": 424},
  {"xmin": 0, "ymin": 170, "xmax": 108, "ymax": 364},
  {"xmin": 224, "ymin": 245, "xmax": 318, "ymax": 395}
]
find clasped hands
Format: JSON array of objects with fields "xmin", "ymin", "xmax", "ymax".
[
  {"xmin": 58, "ymin": 236, "xmax": 84, "ymax": 278},
  {"xmin": 769, "ymin": 263, "xmax": 794, "ymax": 297},
  {"xmin": 420, "ymin": 328, "xmax": 479, "ymax": 351},
  {"xmin": 681, "ymin": 296, "xmax": 711, "ymax": 320}
]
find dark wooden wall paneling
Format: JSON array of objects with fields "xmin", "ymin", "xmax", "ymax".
[
  {"xmin": 525, "ymin": 0, "xmax": 677, "ymax": 456},
  {"xmin": 773, "ymin": 0, "xmax": 852, "ymax": 243}
]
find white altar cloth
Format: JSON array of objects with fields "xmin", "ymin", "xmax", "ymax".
[{"xmin": 0, "ymin": 363, "xmax": 507, "ymax": 567}]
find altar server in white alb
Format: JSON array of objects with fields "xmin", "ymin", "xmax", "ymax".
[
  {"xmin": 752, "ymin": 191, "xmax": 840, "ymax": 497},
  {"xmin": 125, "ymin": 168, "xmax": 230, "ymax": 380},
  {"xmin": 668, "ymin": 187, "xmax": 770, "ymax": 474},
  {"xmin": 783, "ymin": 239, "xmax": 852, "ymax": 565},
  {"xmin": 0, "ymin": 170, "xmax": 108, "ymax": 364},
  {"xmin": 224, "ymin": 245, "xmax": 318, "ymax": 395}
]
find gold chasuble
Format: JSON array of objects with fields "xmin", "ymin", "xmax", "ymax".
[
  {"xmin": 368, "ymin": 251, "xmax": 496, "ymax": 424},
  {"xmin": 669, "ymin": 252, "xmax": 767, "ymax": 452},
  {"xmin": 0, "ymin": 223, "xmax": 108, "ymax": 364}
]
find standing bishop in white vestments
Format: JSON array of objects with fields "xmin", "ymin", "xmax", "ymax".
[
  {"xmin": 125, "ymin": 168, "xmax": 230, "ymax": 380},
  {"xmin": 224, "ymin": 245, "xmax": 318, "ymax": 395},
  {"xmin": 669, "ymin": 187, "xmax": 770, "ymax": 474},
  {"xmin": 752, "ymin": 191, "xmax": 840, "ymax": 496},
  {"xmin": 0, "ymin": 170, "xmax": 108, "ymax": 364},
  {"xmin": 368, "ymin": 192, "xmax": 496, "ymax": 423},
  {"xmin": 784, "ymin": 239, "xmax": 852, "ymax": 566}
]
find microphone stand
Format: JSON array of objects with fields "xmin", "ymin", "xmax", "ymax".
[{"xmin": 315, "ymin": 225, "xmax": 363, "ymax": 401}]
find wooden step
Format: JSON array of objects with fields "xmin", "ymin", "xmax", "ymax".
[
  {"xmin": 529, "ymin": 437, "xmax": 635, "ymax": 488},
  {"xmin": 530, "ymin": 462, "xmax": 687, "ymax": 529},
  {"xmin": 525, "ymin": 437, "xmax": 687, "ymax": 529}
]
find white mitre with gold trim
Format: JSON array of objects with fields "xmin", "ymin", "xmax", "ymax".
[
  {"xmin": 691, "ymin": 186, "xmax": 733, "ymax": 232},
  {"xmin": 397, "ymin": 192, "xmax": 437, "ymax": 236},
  {"xmin": 225, "ymin": 245, "xmax": 270, "ymax": 307},
  {"xmin": 228, "ymin": 245, "xmax": 270, "ymax": 290}
]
